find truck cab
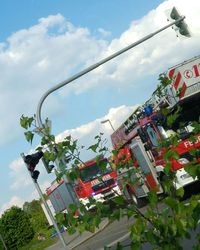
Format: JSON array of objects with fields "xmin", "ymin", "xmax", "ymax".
[{"xmin": 74, "ymin": 157, "xmax": 121, "ymax": 209}]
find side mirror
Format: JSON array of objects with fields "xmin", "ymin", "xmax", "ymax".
[{"xmin": 137, "ymin": 127, "xmax": 148, "ymax": 143}]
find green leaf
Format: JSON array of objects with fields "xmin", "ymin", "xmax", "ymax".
[
  {"xmin": 176, "ymin": 187, "xmax": 184, "ymax": 198},
  {"xmin": 90, "ymin": 215, "xmax": 101, "ymax": 228},
  {"xmin": 130, "ymin": 232, "xmax": 141, "ymax": 242},
  {"xmin": 164, "ymin": 163, "xmax": 171, "ymax": 175},
  {"xmin": 20, "ymin": 115, "xmax": 34, "ymax": 129},
  {"xmin": 68, "ymin": 203, "xmax": 77, "ymax": 214},
  {"xmin": 41, "ymin": 136, "xmax": 49, "ymax": 145},
  {"xmin": 127, "ymin": 207, "xmax": 137, "ymax": 219},
  {"xmin": 85, "ymin": 223, "xmax": 95, "ymax": 233},
  {"xmin": 112, "ymin": 196, "xmax": 125, "ymax": 205},
  {"xmin": 78, "ymin": 223, "xmax": 85, "ymax": 234},
  {"xmin": 43, "ymin": 151, "xmax": 56, "ymax": 161},
  {"xmin": 148, "ymin": 190, "xmax": 158, "ymax": 207},
  {"xmin": 67, "ymin": 226, "xmax": 76, "ymax": 235},
  {"xmin": 88, "ymin": 144, "xmax": 98, "ymax": 152},
  {"xmin": 67, "ymin": 169, "xmax": 79, "ymax": 181},
  {"xmin": 131, "ymin": 241, "xmax": 141, "ymax": 250},
  {"xmin": 20, "ymin": 115, "xmax": 28, "ymax": 129},
  {"xmin": 169, "ymin": 223, "xmax": 177, "ymax": 236},
  {"xmin": 164, "ymin": 197, "xmax": 177, "ymax": 209},
  {"xmin": 177, "ymin": 218, "xmax": 187, "ymax": 232},
  {"xmin": 116, "ymin": 242, "xmax": 123, "ymax": 250},
  {"xmin": 110, "ymin": 208, "xmax": 122, "ymax": 221},
  {"xmin": 185, "ymin": 164, "xmax": 200, "ymax": 179},
  {"xmin": 24, "ymin": 131, "xmax": 34, "ymax": 144}
]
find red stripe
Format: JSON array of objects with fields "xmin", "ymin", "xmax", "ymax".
[
  {"xmin": 180, "ymin": 83, "xmax": 187, "ymax": 98},
  {"xmin": 145, "ymin": 173, "xmax": 160, "ymax": 191},
  {"xmin": 173, "ymin": 72, "xmax": 181, "ymax": 90},
  {"xmin": 168, "ymin": 68, "xmax": 175, "ymax": 79}
]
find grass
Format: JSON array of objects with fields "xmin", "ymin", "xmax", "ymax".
[{"xmin": 20, "ymin": 228, "xmax": 58, "ymax": 250}]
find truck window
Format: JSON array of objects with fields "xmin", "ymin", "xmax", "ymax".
[
  {"xmin": 146, "ymin": 124, "xmax": 159, "ymax": 147},
  {"xmin": 79, "ymin": 160, "xmax": 112, "ymax": 183}
]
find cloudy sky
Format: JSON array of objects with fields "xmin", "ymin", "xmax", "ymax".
[{"xmin": 0, "ymin": 0, "xmax": 200, "ymax": 215}]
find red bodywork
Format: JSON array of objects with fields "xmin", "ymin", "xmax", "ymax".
[
  {"xmin": 111, "ymin": 113, "xmax": 200, "ymax": 172},
  {"xmin": 46, "ymin": 179, "xmax": 64, "ymax": 196},
  {"xmin": 170, "ymin": 134, "xmax": 200, "ymax": 171},
  {"xmin": 74, "ymin": 159, "xmax": 118, "ymax": 199}
]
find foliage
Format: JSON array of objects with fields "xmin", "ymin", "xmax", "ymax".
[
  {"xmin": 0, "ymin": 206, "xmax": 34, "ymax": 249},
  {"xmin": 23, "ymin": 199, "xmax": 49, "ymax": 232},
  {"xmin": 19, "ymin": 227, "xmax": 57, "ymax": 250},
  {"xmin": 19, "ymin": 76, "xmax": 200, "ymax": 249}
]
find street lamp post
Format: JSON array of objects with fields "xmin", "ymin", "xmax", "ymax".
[
  {"xmin": 36, "ymin": 14, "xmax": 186, "ymax": 131},
  {"xmin": 101, "ymin": 119, "xmax": 115, "ymax": 132}
]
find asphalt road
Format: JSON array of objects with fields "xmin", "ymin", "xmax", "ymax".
[
  {"xmin": 109, "ymin": 224, "xmax": 200, "ymax": 250},
  {"xmin": 73, "ymin": 215, "xmax": 133, "ymax": 250},
  {"xmin": 73, "ymin": 184, "xmax": 200, "ymax": 250},
  {"xmin": 73, "ymin": 213, "xmax": 199, "ymax": 250}
]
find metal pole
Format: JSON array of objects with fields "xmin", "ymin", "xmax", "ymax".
[
  {"xmin": 34, "ymin": 16, "xmax": 185, "ymax": 216},
  {"xmin": 0, "ymin": 234, "xmax": 7, "ymax": 250},
  {"xmin": 36, "ymin": 17, "xmax": 185, "ymax": 128},
  {"xmin": 21, "ymin": 153, "xmax": 68, "ymax": 249},
  {"xmin": 108, "ymin": 120, "xmax": 115, "ymax": 132},
  {"xmin": 101, "ymin": 119, "xmax": 115, "ymax": 131}
]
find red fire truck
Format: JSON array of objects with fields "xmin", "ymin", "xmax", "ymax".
[
  {"xmin": 111, "ymin": 55, "xmax": 200, "ymax": 207},
  {"xmin": 73, "ymin": 157, "xmax": 121, "ymax": 209},
  {"xmin": 46, "ymin": 157, "xmax": 121, "ymax": 213}
]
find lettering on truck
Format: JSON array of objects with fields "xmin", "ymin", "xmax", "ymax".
[{"xmin": 184, "ymin": 135, "xmax": 200, "ymax": 148}]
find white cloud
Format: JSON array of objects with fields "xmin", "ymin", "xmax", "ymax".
[
  {"xmin": 30, "ymin": 180, "xmax": 52, "ymax": 200},
  {"xmin": 0, "ymin": 196, "xmax": 25, "ymax": 216},
  {"xmin": 9, "ymin": 158, "xmax": 24, "ymax": 173},
  {"xmin": 56, "ymin": 105, "xmax": 136, "ymax": 142},
  {"xmin": 9, "ymin": 105, "xmax": 136, "ymax": 192},
  {"xmin": 9, "ymin": 158, "xmax": 32, "ymax": 190},
  {"xmin": 1, "ymin": 0, "xmax": 200, "ymax": 147},
  {"xmin": 0, "ymin": 14, "xmax": 108, "ymax": 145},
  {"xmin": 39, "ymin": 180, "xmax": 52, "ymax": 193},
  {"xmin": 97, "ymin": 28, "xmax": 111, "ymax": 37},
  {"xmin": 59, "ymin": 0, "xmax": 200, "ymax": 97},
  {"xmin": 56, "ymin": 104, "xmax": 137, "ymax": 160}
]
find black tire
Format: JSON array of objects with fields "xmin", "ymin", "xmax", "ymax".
[{"xmin": 127, "ymin": 186, "xmax": 147, "ymax": 208}]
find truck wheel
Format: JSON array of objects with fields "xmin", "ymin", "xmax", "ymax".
[{"xmin": 127, "ymin": 187, "xmax": 146, "ymax": 208}]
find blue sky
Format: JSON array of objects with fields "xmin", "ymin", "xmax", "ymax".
[
  {"xmin": 0, "ymin": 0, "xmax": 163, "ymax": 40},
  {"xmin": 0, "ymin": 0, "xmax": 200, "ymax": 214}
]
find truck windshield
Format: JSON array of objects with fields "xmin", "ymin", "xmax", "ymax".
[
  {"xmin": 146, "ymin": 124, "xmax": 160, "ymax": 147},
  {"xmin": 161, "ymin": 119, "xmax": 195, "ymax": 141},
  {"xmin": 79, "ymin": 160, "xmax": 112, "ymax": 183},
  {"xmin": 161, "ymin": 96, "xmax": 200, "ymax": 140}
]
